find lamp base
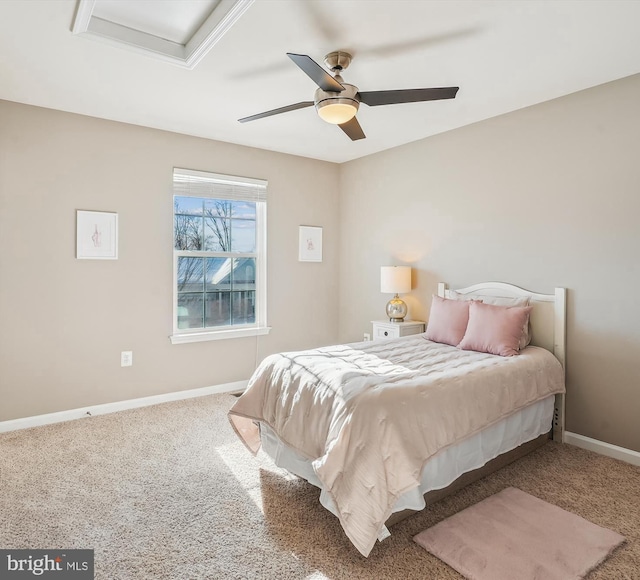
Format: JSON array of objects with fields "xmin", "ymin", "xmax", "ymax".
[{"xmin": 386, "ymin": 294, "xmax": 407, "ymax": 322}]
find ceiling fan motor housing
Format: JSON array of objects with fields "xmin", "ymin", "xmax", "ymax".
[{"xmin": 314, "ymin": 83, "xmax": 360, "ymax": 123}]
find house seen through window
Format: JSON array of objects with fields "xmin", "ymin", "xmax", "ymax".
[{"xmin": 172, "ymin": 169, "xmax": 267, "ymax": 341}]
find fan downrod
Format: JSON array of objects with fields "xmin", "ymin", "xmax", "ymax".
[{"xmin": 324, "ymin": 51, "xmax": 352, "ymax": 73}]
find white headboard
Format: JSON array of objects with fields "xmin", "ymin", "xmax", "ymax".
[
  {"xmin": 437, "ymin": 281, "xmax": 566, "ymax": 368},
  {"xmin": 437, "ymin": 281, "xmax": 566, "ymax": 441}
]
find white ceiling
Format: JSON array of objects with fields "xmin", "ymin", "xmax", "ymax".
[{"xmin": 1, "ymin": 0, "xmax": 639, "ymax": 163}]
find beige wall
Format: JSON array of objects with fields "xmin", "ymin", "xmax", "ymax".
[
  {"xmin": 0, "ymin": 101, "xmax": 340, "ymax": 421},
  {"xmin": 339, "ymin": 74, "xmax": 640, "ymax": 452},
  {"xmin": 3, "ymin": 74, "xmax": 639, "ymax": 452}
]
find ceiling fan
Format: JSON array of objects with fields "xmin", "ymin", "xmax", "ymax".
[{"xmin": 238, "ymin": 51, "xmax": 459, "ymax": 141}]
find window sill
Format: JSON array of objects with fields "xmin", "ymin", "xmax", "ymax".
[{"xmin": 170, "ymin": 326, "xmax": 271, "ymax": 344}]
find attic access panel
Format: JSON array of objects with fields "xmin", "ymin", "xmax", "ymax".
[{"xmin": 72, "ymin": 0, "xmax": 254, "ymax": 68}]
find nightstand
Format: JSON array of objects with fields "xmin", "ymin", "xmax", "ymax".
[{"xmin": 371, "ymin": 320, "xmax": 426, "ymax": 341}]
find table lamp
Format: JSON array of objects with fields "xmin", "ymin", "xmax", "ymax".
[{"xmin": 380, "ymin": 266, "xmax": 411, "ymax": 322}]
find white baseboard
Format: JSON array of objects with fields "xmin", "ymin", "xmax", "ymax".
[
  {"xmin": 564, "ymin": 431, "xmax": 640, "ymax": 467},
  {"xmin": 0, "ymin": 380, "xmax": 248, "ymax": 434}
]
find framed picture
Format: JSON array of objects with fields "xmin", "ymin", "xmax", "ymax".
[
  {"xmin": 299, "ymin": 225, "xmax": 323, "ymax": 262},
  {"xmin": 76, "ymin": 210, "xmax": 118, "ymax": 259}
]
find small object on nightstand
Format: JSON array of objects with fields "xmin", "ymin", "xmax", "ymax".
[
  {"xmin": 380, "ymin": 266, "xmax": 411, "ymax": 322},
  {"xmin": 371, "ymin": 320, "xmax": 425, "ymax": 341}
]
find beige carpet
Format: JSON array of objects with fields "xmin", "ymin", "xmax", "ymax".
[
  {"xmin": 414, "ymin": 487, "xmax": 625, "ymax": 579},
  {"xmin": 0, "ymin": 394, "xmax": 639, "ymax": 580}
]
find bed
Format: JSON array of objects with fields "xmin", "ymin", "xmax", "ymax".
[{"xmin": 229, "ymin": 281, "xmax": 566, "ymax": 557}]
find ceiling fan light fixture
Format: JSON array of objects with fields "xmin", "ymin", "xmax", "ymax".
[
  {"xmin": 314, "ymin": 82, "xmax": 360, "ymax": 124},
  {"xmin": 239, "ymin": 51, "xmax": 459, "ymax": 142},
  {"xmin": 316, "ymin": 100, "xmax": 358, "ymax": 124}
]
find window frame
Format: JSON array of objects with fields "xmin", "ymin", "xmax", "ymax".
[{"xmin": 170, "ymin": 168, "xmax": 270, "ymax": 344}]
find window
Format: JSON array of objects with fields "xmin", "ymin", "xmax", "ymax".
[{"xmin": 170, "ymin": 168, "xmax": 269, "ymax": 344}]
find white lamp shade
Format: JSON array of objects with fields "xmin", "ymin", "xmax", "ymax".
[{"xmin": 380, "ymin": 266, "xmax": 411, "ymax": 294}]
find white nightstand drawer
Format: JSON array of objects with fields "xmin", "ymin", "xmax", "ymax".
[
  {"xmin": 375, "ymin": 325, "xmax": 401, "ymax": 340},
  {"xmin": 371, "ymin": 320, "xmax": 425, "ymax": 341}
]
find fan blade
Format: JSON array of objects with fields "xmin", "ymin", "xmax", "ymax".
[
  {"xmin": 358, "ymin": 87, "xmax": 459, "ymax": 107},
  {"xmin": 339, "ymin": 117, "xmax": 366, "ymax": 141},
  {"xmin": 238, "ymin": 101, "xmax": 314, "ymax": 123},
  {"xmin": 287, "ymin": 53, "xmax": 345, "ymax": 93}
]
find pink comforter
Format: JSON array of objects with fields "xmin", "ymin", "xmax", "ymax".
[{"xmin": 228, "ymin": 336, "xmax": 565, "ymax": 556}]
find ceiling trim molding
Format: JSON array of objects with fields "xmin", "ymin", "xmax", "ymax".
[
  {"xmin": 71, "ymin": 0, "xmax": 255, "ymax": 69},
  {"xmin": 185, "ymin": 0, "xmax": 254, "ymax": 68}
]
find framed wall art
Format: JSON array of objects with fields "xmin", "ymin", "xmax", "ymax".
[
  {"xmin": 76, "ymin": 210, "xmax": 118, "ymax": 259},
  {"xmin": 298, "ymin": 225, "xmax": 322, "ymax": 262}
]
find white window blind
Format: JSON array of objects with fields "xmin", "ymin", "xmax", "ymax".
[{"xmin": 173, "ymin": 168, "xmax": 267, "ymax": 203}]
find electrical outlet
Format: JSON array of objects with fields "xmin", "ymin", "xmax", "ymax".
[
  {"xmin": 121, "ymin": 351, "xmax": 133, "ymax": 367},
  {"xmin": 363, "ymin": 333, "xmax": 371, "ymax": 342}
]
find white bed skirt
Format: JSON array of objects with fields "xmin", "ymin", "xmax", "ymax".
[{"xmin": 260, "ymin": 395, "xmax": 554, "ymax": 519}]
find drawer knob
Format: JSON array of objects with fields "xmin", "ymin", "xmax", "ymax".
[{"xmin": 384, "ymin": 331, "xmax": 388, "ymax": 336}]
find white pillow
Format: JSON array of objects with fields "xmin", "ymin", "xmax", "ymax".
[{"xmin": 445, "ymin": 290, "xmax": 532, "ymax": 349}]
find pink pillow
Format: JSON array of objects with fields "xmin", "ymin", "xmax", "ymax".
[
  {"xmin": 446, "ymin": 290, "xmax": 532, "ymax": 349},
  {"xmin": 458, "ymin": 302, "xmax": 533, "ymax": 357},
  {"xmin": 425, "ymin": 296, "xmax": 474, "ymax": 347}
]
